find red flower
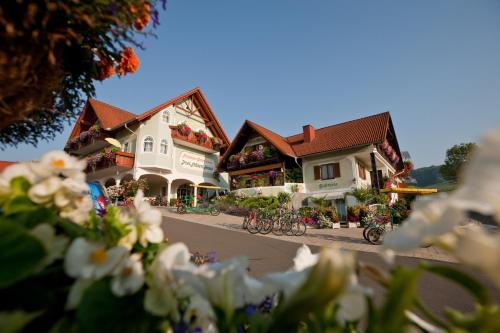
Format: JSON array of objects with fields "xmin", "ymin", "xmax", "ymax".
[
  {"xmin": 134, "ymin": 2, "xmax": 151, "ymax": 31},
  {"xmin": 117, "ymin": 48, "xmax": 140, "ymax": 75}
]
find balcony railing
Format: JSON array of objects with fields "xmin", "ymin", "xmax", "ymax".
[
  {"xmin": 227, "ymin": 155, "xmax": 280, "ymax": 171},
  {"xmin": 66, "ymin": 131, "xmax": 108, "ymax": 155},
  {"xmin": 171, "ymin": 128, "xmax": 222, "ymax": 154},
  {"xmin": 85, "ymin": 151, "xmax": 134, "ymax": 173}
]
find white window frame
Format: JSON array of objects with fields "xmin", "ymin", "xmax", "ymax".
[
  {"xmin": 162, "ymin": 110, "xmax": 170, "ymax": 124},
  {"xmin": 160, "ymin": 139, "xmax": 168, "ymax": 154},
  {"xmin": 143, "ymin": 136, "xmax": 154, "ymax": 153}
]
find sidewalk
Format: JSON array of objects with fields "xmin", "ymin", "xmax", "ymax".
[{"xmin": 160, "ymin": 208, "xmax": 456, "ymax": 263}]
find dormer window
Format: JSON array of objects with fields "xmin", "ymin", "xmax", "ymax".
[{"xmin": 162, "ymin": 110, "xmax": 170, "ymax": 124}]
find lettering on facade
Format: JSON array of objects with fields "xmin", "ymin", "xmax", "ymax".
[
  {"xmin": 318, "ymin": 182, "xmax": 338, "ymax": 189},
  {"xmin": 179, "ymin": 151, "xmax": 214, "ymax": 172}
]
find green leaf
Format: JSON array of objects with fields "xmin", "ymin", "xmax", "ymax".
[
  {"xmin": 376, "ymin": 267, "xmax": 421, "ymax": 333},
  {"xmin": 9, "ymin": 177, "xmax": 31, "ymax": 196},
  {"xmin": 0, "ymin": 223, "xmax": 46, "ymax": 288},
  {"xmin": 77, "ymin": 279, "xmax": 158, "ymax": 333},
  {"xmin": 422, "ymin": 264, "xmax": 491, "ymax": 305},
  {"xmin": 0, "ymin": 310, "xmax": 42, "ymax": 333}
]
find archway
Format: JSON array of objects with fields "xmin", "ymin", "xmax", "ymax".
[
  {"xmin": 104, "ymin": 178, "xmax": 116, "ymax": 188},
  {"xmin": 138, "ymin": 174, "xmax": 169, "ymax": 200},
  {"xmin": 171, "ymin": 179, "xmax": 195, "ymax": 204}
]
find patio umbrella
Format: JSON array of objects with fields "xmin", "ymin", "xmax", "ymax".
[{"xmin": 105, "ymin": 137, "xmax": 122, "ymax": 148}]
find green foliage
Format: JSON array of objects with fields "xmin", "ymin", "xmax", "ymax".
[
  {"xmin": 285, "ymin": 167, "xmax": 303, "ymax": 182},
  {"xmin": 440, "ymin": 142, "xmax": 477, "ymax": 181},
  {"xmin": 0, "ymin": 223, "xmax": 46, "ymax": 288},
  {"xmin": 277, "ymin": 192, "xmax": 291, "ymax": 204},
  {"xmin": 349, "ymin": 187, "xmax": 388, "ymax": 205},
  {"xmin": 77, "ymin": 279, "xmax": 159, "ymax": 333},
  {"xmin": 0, "ymin": 0, "xmax": 166, "ymax": 148},
  {"xmin": 122, "ymin": 179, "xmax": 149, "ymax": 197}
]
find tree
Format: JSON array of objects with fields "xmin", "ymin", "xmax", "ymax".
[
  {"xmin": 440, "ymin": 143, "xmax": 477, "ymax": 181},
  {"xmin": 0, "ymin": 0, "xmax": 166, "ymax": 148}
]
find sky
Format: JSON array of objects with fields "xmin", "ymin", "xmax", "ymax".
[{"xmin": 2, "ymin": 0, "xmax": 500, "ymax": 167}]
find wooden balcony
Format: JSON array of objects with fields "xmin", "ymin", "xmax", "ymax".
[
  {"xmin": 86, "ymin": 151, "xmax": 135, "ymax": 176},
  {"xmin": 66, "ymin": 132, "xmax": 109, "ymax": 156},
  {"xmin": 171, "ymin": 129, "xmax": 221, "ymax": 154}
]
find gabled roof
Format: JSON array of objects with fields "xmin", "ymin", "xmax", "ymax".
[
  {"xmin": 218, "ymin": 112, "xmax": 403, "ymax": 170},
  {"xmin": 88, "ymin": 99, "xmax": 136, "ymax": 130},
  {"xmin": 68, "ymin": 88, "xmax": 230, "ymax": 148},
  {"xmin": 137, "ymin": 87, "xmax": 230, "ymax": 146},
  {"xmin": 287, "ymin": 112, "xmax": 392, "ymax": 156}
]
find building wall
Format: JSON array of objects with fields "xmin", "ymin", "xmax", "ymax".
[{"xmin": 302, "ymin": 152, "xmax": 356, "ymax": 193}]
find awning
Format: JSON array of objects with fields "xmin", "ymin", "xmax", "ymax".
[
  {"xmin": 189, "ymin": 184, "xmax": 222, "ymax": 190},
  {"xmin": 380, "ymin": 188, "xmax": 438, "ymax": 195}
]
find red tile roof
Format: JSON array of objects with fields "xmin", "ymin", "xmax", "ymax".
[
  {"xmin": 88, "ymin": 99, "xmax": 136, "ymax": 130},
  {"xmin": 218, "ymin": 112, "xmax": 401, "ymax": 170},
  {"xmin": 68, "ymin": 88, "xmax": 230, "ymax": 148},
  {"xmin": 287, "ymin": 112, "xmax": 391, "ymax": 156},
  {"xmin": 0, "ymin": 161, "xmax": 16, "ymax": 172}
]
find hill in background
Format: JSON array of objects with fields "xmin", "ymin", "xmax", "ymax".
[{"xmin": 410, "ymin": 165, "xmax": 457, "ymax": 192}]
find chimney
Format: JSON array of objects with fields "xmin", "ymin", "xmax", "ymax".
[{"xmin": 303, "ymin": 124, "xmax": 315, "ymax": 143}]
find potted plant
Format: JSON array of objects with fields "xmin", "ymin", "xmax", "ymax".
[
  {"xmin": 210, "ymin": 137, "xmax": 223, "ymax": 150},
  {"xmin": 195, "ymin": 130, "xmax": 208, "ymax": 144},
  {"xmin": 176, "ymin": 122, "xmax": 192, "ymax": 137}
]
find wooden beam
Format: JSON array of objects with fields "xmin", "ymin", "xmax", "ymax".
[{"xmin": 229, "ymin": 162, "xmax": 283, "ymax": 176}]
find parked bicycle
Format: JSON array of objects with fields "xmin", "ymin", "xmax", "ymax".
[{"xmin": 243, "ymin": 207, "xmax": 306, "ymax": 236}]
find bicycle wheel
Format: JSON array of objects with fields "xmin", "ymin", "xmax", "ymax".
[
  {"xmin": 242, "ymin": 215, "xmax": 249, "ymax": 230},
  {"xmin": 293, "ymin": 220, "xmax": 307, "ymax": 236},
  {"xmin": 272, "ymin": 220, "xmax": 284, "ymax": 236},
  {"xmin": 367, "ymin": 227, "xmax": 385, "ymax": 245},
  {"xmin": 259, "ymin": 217, "xmax": 273, "ymax": 234},
  {"xmin": 177, "ymin": 205, "xmax": 187, "ymax": 214},
  {"xmin": 247, "ymin": 217, "xmax": 260, "ymax": 234}
]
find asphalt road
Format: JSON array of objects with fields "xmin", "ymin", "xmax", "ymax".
[{"xmin": 162, "ymin": 216, "xmax": 500, "ymax": 318}]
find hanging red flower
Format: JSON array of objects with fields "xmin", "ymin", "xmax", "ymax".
[
  {"xmin": 134, "ymin": 2, "xmax": 151, "ymax": 31},
  {"xmin": 97, "ymin": 57, "xmax": 115, "ymax": 81},
  {"xmin": 117, "ymin": 47, "xmax": 140, "ymax": 75}
]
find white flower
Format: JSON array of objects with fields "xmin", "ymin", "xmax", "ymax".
[
  {"xmin": 184, "ymin": 294, "xmax": 216, "ymax": 331},
  {"xmin": 336, "ymin": 275, "xmax": 370, "ymax": 323},
  {"xmin": 144, "ymin": 284, "xmax": 178, "ymax": 317},
  {"xmin": 292, "ymin": 244, "xmax": 318, "ymax": 271},
  {"xmin": 32, "ymin": 151, "xmax": 86, "ymax": 181},
  {"xmin": 53, "ymin": 178, "xmax": 89, "ymax": 208},
  {"xmin": 59, "ymin": 195, "xmax": 93, "ymax": 225},
  {"xmin": 64, "ymin": 238, "xmax": 127, "ymax": 279},
  {"xmin": 30, "ymin": 223, "xmax": 68, "ymax": 268},
  {"xmin": 144, "ymin": 243, "xmax": 193, "ymax": 317},
  {"xmin": 453, "ymin": 225, "xmax": 500, "ymax": 288},
  {"xmin": 66, "ymin": 278, "xmax": 93, "ymax": 310},
  {"xmin": 111, "ymin": 253, "xmax": 145, "ymax": 297},
  {"xmin": 381, "ymin": 127, "xmax": 500, "ymax": 260},
  {"xmin": 27, "ymin": 176, "xmax": 63, "ymax": 204},
  {"xmin": 263, "ymin": 244, "xmax": 319, "ymax": 298},
  {"xmin": 132, "ymin": 190, "xmax": 164, "ymax": 245},
  {"xmin": 0, "ymin": 162, "xmax": 38, "ymax": 196}
]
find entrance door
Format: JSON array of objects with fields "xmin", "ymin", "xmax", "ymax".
[
  {"xmin": 335, "ymin": 199, "xmax": 347, "ymax": 221},
  {"xmin": 177, "ymin": 184, "xmax": 193, "ymax": 204}
]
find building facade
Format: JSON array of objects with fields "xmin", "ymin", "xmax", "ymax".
[
  {"xmin": 65, "ymin": 88, "xmax": 230, "ymax": 204},
  {"xmin": 217, "ymin": 112, "xmax": 404, "ymax": 215}
]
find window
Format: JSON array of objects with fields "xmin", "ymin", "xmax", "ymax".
[
  {"xmin": 162, "ymin": 110, "xmax": 170, "ymax": 124},
  {"xmin": 143, "ymin": 136, "xmax": 154, "ymax": 152},
  {"xmin": 314, "ymin": 163, "xmax": 341, "ymax": 180},
  {"xmin": 358, "ymin": 163, "xmax": 366, "ymax": 180},
  {"xmin": 123, "ymin": 142, "xmax": 130, "ymax": 153},
  {"xmin": 160, "ymin": 139, "xmax": 168, "ymax": 154}
]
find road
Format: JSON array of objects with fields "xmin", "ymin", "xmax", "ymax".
[{"xmin": 162, "ymin": 216, "xmax": 500, "ymax": 318}]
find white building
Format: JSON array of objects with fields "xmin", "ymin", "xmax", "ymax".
[
  {"xmin": 65, "ymin": 87, "xmax": 230, "ymax": 204},
  {"xmin": 217, "ymin": 113, "xmax": 404, "ymax": 217}
]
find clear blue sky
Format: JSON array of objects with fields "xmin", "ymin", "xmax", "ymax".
[{"xmin": 2, "ymin": 0, "xmax": 500, "ymax": 167}]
